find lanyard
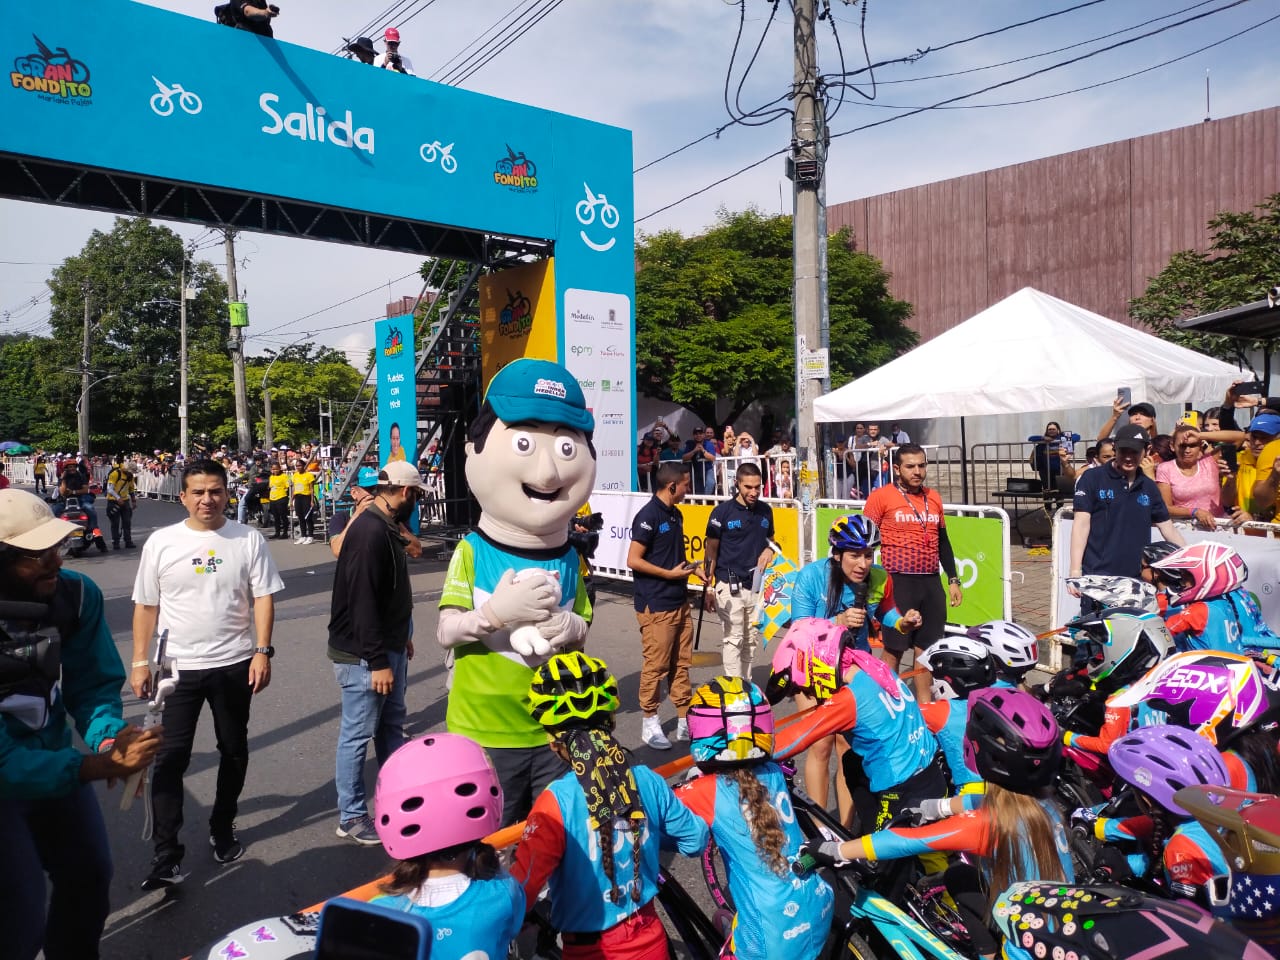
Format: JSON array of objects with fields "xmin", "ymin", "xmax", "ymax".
[{"xmin": 897, "ymin": 484, "xmax": 932, "ymax": 533}]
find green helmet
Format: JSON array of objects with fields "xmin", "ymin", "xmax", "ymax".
[{"xmin": 528, "ymin": 651, "xmax": 619, "ymax": 731}]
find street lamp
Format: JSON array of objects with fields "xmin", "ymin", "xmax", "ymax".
[
  {"xmin": 260, "ymin": 332, "xmax": 312, "ymax": 451},
  {"xmin": 145, "ymin": 254, "xmax": 197, "ymax": 458}
]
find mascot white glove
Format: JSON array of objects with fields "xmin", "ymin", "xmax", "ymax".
[
  {"xmin": 535, "ymin": 610, "xmax": 589, "ymax": 651},
  {"xmin": 481, "ymin": 568, "xmax": 559, "ymax": 629}
]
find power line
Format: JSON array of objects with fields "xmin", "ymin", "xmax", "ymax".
[
  {"xmin": 867, "ymin": 0, "xmax": 1221, "ymax": 85},
  {"xmin": 830, "ymin": 13, "xmax": 1280, "ymax": 112},
  {"xmin": 245, "ymin": 271, "xmax": 419, "ymax": 342},
  {"xmin": 430, "ymin": 0, "xmax": 540, "ymax": 82},
  {"xmin": 439, "ymin": 0, "xmax": 569, "ymax": 87},
  {"xmin": 636, "ymin": 0, "xmax": 1254, "ymax": 222}
]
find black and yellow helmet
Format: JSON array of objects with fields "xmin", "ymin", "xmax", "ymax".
[{"xmin": 528, "ymin": 651, "xmax": 620, "ymax": 731}]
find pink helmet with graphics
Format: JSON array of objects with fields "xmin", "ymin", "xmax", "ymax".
[
  {"xmin": 766, "ymin": 617, "xmax": 857, "ymax": 705},
  {"xmin": 374, "ymin": 734, "xmax": 502, "ymax": 860},
  {"xmin": 1149, "ymin": 541, "xmax": 1247, "ymax": 605}
]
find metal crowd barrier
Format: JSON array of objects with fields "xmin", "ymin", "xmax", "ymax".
[{"xmin": 823, "ymin": 443, "xmax": 966, "ymax": 504}]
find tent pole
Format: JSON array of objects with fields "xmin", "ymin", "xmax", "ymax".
[{"xmin": 960, "ymin": 416, "xmax": 970, "ymax": 503}]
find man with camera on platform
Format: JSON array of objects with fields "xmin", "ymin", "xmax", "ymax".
[
  {"xmin": 233, "ymin": 0, "xmax": 280, "ymax": 37},
  {"xmin": 374, "ymin": 28, "xmax": 415, "ymax": 75}
]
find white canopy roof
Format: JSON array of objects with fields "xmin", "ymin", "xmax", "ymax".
[{"xmin": 814, "ymin": 287, "xmax": 1243, "ymax": 422}]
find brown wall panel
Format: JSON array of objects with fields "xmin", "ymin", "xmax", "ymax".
[{"xmin": 827, "ymin": 106, "xmax": 1280, "ymax": 341}]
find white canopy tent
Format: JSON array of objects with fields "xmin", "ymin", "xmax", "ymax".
[{"xmin": 814, "ymin": 287, "xmax": 1243, "ymax": 422}]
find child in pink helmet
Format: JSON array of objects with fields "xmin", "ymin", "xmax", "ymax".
[{"xmin": 370, "ymin": 733, "xmax": 526, "ymax": 960}]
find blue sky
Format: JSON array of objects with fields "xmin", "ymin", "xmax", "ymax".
[{"xmin": 2, "ymin": 0, "xmax": 1276, "ymax": 364}]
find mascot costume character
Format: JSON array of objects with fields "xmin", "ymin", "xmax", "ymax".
[{"xmin": 436, "ymin": 358, "xmax": 597, "ymax": 824}]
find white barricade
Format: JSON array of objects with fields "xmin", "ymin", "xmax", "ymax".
[
  {"xmin": 5, "ymin": 457, "xmax": 34, "ymax": 483},
  {"xmin": 1048, "ymin": 509, "xmax": 1280, "ymax": 671}
]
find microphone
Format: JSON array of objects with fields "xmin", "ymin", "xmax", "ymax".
[{"xmin": 851, "ymin": 581, "xmax": 869, "ymax": 611}]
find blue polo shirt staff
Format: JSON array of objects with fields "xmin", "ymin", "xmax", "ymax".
[
  {"xmin": 628, "ymin": 461, "xmax": 701, "ymax": 751},
  {"xmin": 1071, "ymin": 423, "xmax": 1184, "ymax": 607}
]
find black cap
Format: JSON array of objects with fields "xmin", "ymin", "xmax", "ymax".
[
  {"xmin": 1128, "ymin": 402, "xmax": 1156, "ymax": 419},
  {"xmin": 1113, "ymin": 423, "xmax": 1149, "ymax": 451},
  {"xmin": 345, "ymin": 36, "xmax": 376, "ymax": 56}
]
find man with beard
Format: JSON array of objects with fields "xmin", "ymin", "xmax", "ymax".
[
  {"xmin": 0, "ymin": 490, "xmax": 162, "ymax": 958},
  {"xmin": 327, "ymin": 459, "xmax": 424, "ymax": 844}
]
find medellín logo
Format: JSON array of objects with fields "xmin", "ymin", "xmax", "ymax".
[
  {"xmin": 260, "ymin": 93, "xmax": 375, "ymax": 154},
  {"xmin": 382, "ymin": 326, "xmax": 405, "ymax": 358},
  {"xmin": 493, "ymin": 144, "xmax": 538, "ymax": 192},
  {"xmin": 499, "ymin": 289, "xmax": 532, "ymax": 337},
  {"xmin": 11, "ymin": 35, "xmax": 92, "ymax": 103}
]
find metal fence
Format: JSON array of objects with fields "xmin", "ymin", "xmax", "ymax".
[{"xmin": 823, "ymin": 443, "xmax": 967, "ymax": 504}]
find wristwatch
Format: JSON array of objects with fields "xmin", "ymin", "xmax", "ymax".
[
  {"xmin": 948, "ymin": 577, "xmax": 962, "ymax": 585},
  {"xmin": 254, "ymin": 645, "xmax": 275, "ymax": 658}
]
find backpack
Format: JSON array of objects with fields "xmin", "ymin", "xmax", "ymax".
[{"xmin": 214, "ymin": 1, "xmax": 239, "ymax": 26}]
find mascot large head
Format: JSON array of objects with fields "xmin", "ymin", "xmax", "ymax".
[{"xmin": 466, "ymin": 358, "xmax": 597, "ymax": 549}]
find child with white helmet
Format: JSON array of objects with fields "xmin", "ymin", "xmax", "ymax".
[{"xmin": 370, "ymin": 733, "xmax": 526, "ymax": 960}]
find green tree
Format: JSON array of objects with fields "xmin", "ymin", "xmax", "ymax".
[
  {"xmin": 635, "ymin": 207, "xmax": 915, "ymax": 425},
  {"xmin": 0, "ymin": 333, "xmax": 59, "ymax": 443},
  {"xmin": 45, "ymin": 217, "xmax": 229, "ymax": 451},
  {"xmin": 1130, "ymin": 193, "xmax": 1280, "ymax": 369}
]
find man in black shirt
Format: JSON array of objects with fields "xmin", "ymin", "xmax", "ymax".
[
  {"xmin": 327, "ymin": 460, "xmax": 423, "ymax": 844},
  {"xmin": 704, "ymin": 462, "xmax": 774, "ymax": 678},
  {"xmin": 628, "ymin": 461, "xmax": 701, "ymax": 750}
]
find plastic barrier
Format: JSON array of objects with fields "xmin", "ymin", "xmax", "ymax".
[
  {"xmin": 589, "ymin": 490, "xmax": 803, "ymax": 583},
  {"xmin": 810, "ymin": 498, "xmax": 1012, "ymax": 626},
  {"xmin": 1048, "ymin": 509, "xmax": 1280, "ymax": 671},
  {"xmin": 4, "ymin": 457, "xmax": 34, "ymax": 484}
]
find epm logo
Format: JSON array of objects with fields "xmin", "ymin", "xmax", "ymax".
[
  {"xmin": 11, "ymin": 35, "xmax": 92, "ymax": 103},
  {"xmin": 382, "ymin": 326, "xmax": 405, "ymax": 358},
  {"xmin": 499, "ymin": 289, "xmax": 532, "ymax": 337},
  {"xmin": 493, "ymin": 144, "xmax": 538, "ymax": 192}
]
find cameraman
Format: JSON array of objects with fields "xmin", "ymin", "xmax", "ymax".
[
  {"xmin": 235, "ymin": 1, "xmax": 280, "ymax": 38},
  {"xmin": 1029, "ymin": 421, "xmax": 1076, "ymax": 510},
  {"xmin": 374, "ymin": 28, "xmax": 415, "ymax": 75}
]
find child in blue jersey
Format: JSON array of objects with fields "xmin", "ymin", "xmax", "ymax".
[
  {"xmin": 675, "ymin": 677, "xmax": 834, "ymax": 960},
  {"xmin": 1150, "ymin": 541, "xmax": 1280, "ymax": 654},
  {"xmin": 512, "ymin": 652, "xmax": 708, "ymax": 960},
  {"xmin": 370, "ymin": 733, "xmax": 526, "ymax": 960},
  {"xmin": 802, "ymin": 689, "xmax": 1073, "ymax": 960},
  {"xmin": 1092, "ymin": 726, "xmax": 1232, "ymax": 907},
  {"xmin": 767, "ymin": 617, "xmax": 944, "ymax": 833},
  {"xmin": 912, "ymin": 636, "xmax": 1000, "ymax": 818},
  {"xmin": 786, "ymin": 514, "xmax": 922, "ymax": 827}
]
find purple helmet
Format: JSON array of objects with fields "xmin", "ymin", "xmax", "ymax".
[
  {"xmin": 1108, "ymin": 724, "xmax": 1230, "ymax": 816},
  {"xmin": 964, "ymin": 688, "xmax": 1061, "ymax": 792}
]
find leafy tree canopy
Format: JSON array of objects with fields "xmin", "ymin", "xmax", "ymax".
[
  {"xmin": 1130, "ymin": 193, "xmax": 1280, "ymax": 368},
  {"xmin": 635, "ymin": 207, "xmax": 915, "ymax": 425}
]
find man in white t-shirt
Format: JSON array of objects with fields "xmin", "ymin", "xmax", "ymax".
[{"xmin": 130, "ymin": 459, "xmax": 284, "ymax": 890}]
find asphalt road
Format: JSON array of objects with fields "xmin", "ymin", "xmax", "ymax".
[{"xmin": 74, "ymin": 499, "xmax": 743, "ymax": 960}]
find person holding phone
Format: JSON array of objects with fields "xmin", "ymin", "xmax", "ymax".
[
  {"xmin": 1097, "ymin": 392, "xmax": 1158, "ymax": 442},
  {"xmin": 628, "ymin": 462, "xmax": 704, "ymax": 751}
]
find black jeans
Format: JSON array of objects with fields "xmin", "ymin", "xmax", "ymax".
[
  {"xmin": 269, "ymin": 497, "xmax": 289, "ymax": 537},
  {"xmin": 487, "ymin": 745, "xmax": 569, "ymax": 826},
  {"xmin": 107, "ymin": 499, "xmax": 133, "ymax": 545},
  {"xmin": 152, "ymin": 658, "xmax": 253, "ymax": 865},
  {"xmin": 293, "ymin": 494, "xmax": 315, "ymax": 538}
]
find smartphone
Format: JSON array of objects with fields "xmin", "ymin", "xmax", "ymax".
[
  {"xmin": 1116, "ymin": 386, "xmax": 1132, "ymax": 408},
  {"xmin": 315, "ymin": 898, "xmax": 431, "ymax": 960},
  {"xmin": 1180, "ymin": 411, "xmax": 1201, "ymax": 429},
  {"xmin": 1237, "ymin": 380, "xmax": 1265, "ymax": 397}
]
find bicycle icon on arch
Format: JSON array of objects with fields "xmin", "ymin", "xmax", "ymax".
[
  {"xmin": 576, "ymin": 182, "xmax": 620, "ymax": 252},
  {"xmin": 150, "ymin": 76, "xmax": 202, "ymax": 117},
  {"xmin": 419, "ymin": 141, "xmax": 458, "ymax": 174}
]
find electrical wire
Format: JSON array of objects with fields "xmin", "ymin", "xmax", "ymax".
[
  {"xmin": 440, "ymin": 0, "xmax": 569, "ymax": 87},
  {"xmin": 245, "ymin": 271, "xmax": 419, "ymax": 342},
  {"xmin": 429, "ymin": 0, "xmax": 537, "ymax": 82},
  {"xmin": 828, "ymin": 13, "xmax": 1280, "ymax": 112},
  {"xmin": 826, "ymin": 0, "xmax": 1254, "ymax": 129},
  {"xmin": 866, "ymin": 0, "xmax": 1221, "ymax": 85},
  {"xmin": 637, "ymin": 0, "xmax": 1256, "ymax": 223},
  {"xmin": 727, "ymin": 0, "xmax": 786, "ymax": 126}
]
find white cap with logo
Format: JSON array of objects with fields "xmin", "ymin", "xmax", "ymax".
[
  {"xmin": 0, "ymin": 490, "xmax": 81, "ymax": 550},
  {"xmin": 378, "ymin": 460, "xmax": 427, "ymax": 490}
]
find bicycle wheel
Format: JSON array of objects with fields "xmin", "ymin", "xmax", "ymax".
[
  {"xmin": 842, "ymin": 930, "xmax": 878, "ymax": 960},
  {"xmin": 701, "ymin": 840, "xmax": 734, "ymax": 913},
  {"xmin": 655, "ymin": 870, "xmax": 725, "ymax": 960}
]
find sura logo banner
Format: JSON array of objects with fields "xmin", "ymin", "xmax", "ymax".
[
  {"xmin": 11, "ymin": 35, "xmax": 91, "ymax": 102},
  {"xmin": 260, "ymin": 93, "xmax": 374, "ymax": 154},
  {"xmin": 493, "ymin": 144, "xmax": 538, "ymax": 192}
]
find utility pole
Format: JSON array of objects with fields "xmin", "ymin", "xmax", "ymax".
[
  {"xmin": 790, "ymin": 0, "xmax": 826, "ymax": 514},
  {"xmin": 79, "ymin": 283, "xmax": 92, "ymax": 454},
  {"xmin": 224, "ymin": 230, "xmax": 253, "ymax": 453}
]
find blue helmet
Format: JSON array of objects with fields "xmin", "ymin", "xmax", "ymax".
[{"xmin": 828, "ymin": 514, "xmax": 880, "ymax": 552}]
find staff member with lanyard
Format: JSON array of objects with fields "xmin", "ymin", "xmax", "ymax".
[{"xmin": 862, "ymin": 444, "xmax": 961, "ymax": 702}]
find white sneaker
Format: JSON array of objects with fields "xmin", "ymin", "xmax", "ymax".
[
  {"xmin": 302, "ymin": 537, "xmax": 314, "ymax": 545},
  {"xmin": 675, "ymin": 716, "xmax": 690, "ymax": 742},
  {"xmin": 293, "ymin": 536, "xmax": 304, "ymax": 544},
  {"xmin": 642, "ymin": 715, "xmax": 671, "ymax": 750}
]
